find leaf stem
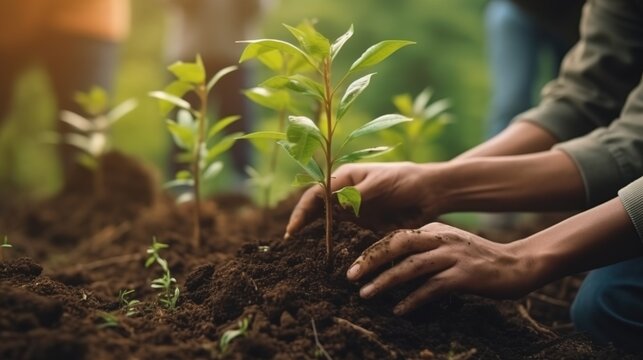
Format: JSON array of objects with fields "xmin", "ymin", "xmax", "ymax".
[
  {"xmin": 193, "ymin": 84, "xmax": 207, "ymax": 248},
  {"xmin": 323, "ymin": 57, "xmax": 334, "ymax": 265}
]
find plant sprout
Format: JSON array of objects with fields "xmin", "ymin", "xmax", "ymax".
[
  {"xmin": 118, "ymin": 289, "xmax": 141, "ymax": 317},
  {"xmin": 1, "ymin": 235, "xmax": 11, "ymax": 261},
  {"xmin": 96, "ymin": 311, "xmax": 119, "ymax": 329},
  {"xmin": 384, "ymin": 88, "xmax": 452, "ymax": 162},
  {"xmin": 56, "ymin": 86, "xmax": 137, "ymax": 195},
  {"xmin": 219, "ymin": 316, "xmax": 251, "ymax": 354},
  {"xmin": 238, "ymin": 23, "xmax": 414, "ymax": 263},
  {"xmin": 150, "ymin": 55, "xmax": 240, "ymax": 247},
  {"xmin": 145, "ymin": 238, "xmax": 180, "ymax": 310}
]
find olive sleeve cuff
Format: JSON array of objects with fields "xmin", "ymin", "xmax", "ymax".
[{"xmin": 513, "ymin": 100, "xmax": 598, "ymax": 142}]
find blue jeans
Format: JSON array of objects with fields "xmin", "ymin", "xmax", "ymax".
[
  {"xmin": 571, "ymin": 257, "xmax": 643, "ymax": 351},
  {"xmin": 485, "ymin": 0, "xmax": 570, "ymax": 138}
]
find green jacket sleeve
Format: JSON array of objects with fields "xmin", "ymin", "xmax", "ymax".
[
  {"xmin": 515, "ymin": 0, "xmax": 643, "ymax": 206},
  {"xmin": 516, "ymin": 0, "xmax": 643, "ymax": 143},
  {"xmin": 619, "ymin": 176, "xmax": 643, "ymax": 243}
]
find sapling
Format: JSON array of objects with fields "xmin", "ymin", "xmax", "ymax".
[
  {"xmin": 1, "ymin": 235, "xmax": 11, "ymax": 261},
  {"xmin": 150, "ymin": 55, "xmax": 241, "ymax": 247},
  {"xmin": 118, "ymin": 289, "xmax": 141, "ymax": 317},
  {"xmin": 385, "ymin": 88, "xmax": 452, "ymax": 162},
  {"xmin": 219, "ymin": 316, "xmax": 251, "ymax": 354},
  {"xmin": 96, "ymin": 311, "xmax": 119, "ymax": 329},
  {"xmin": 57, "ymin": 86, "xmax": 138, "ymax": 196},
  {"xmin": 238, "ymin": 23, "xmax": 414, "ymax": 263},
  {"xmin": 145, "ymin": 238, "xmax": 180, "ymax": 310}
]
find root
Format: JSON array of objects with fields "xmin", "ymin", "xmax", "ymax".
[
  {"xmin": 516, "ymin": 304, "xmax": 557, "ymax": 338},
  {"xmin": 333, "ymin": 317, "xmax": 397, "ymax": 358}
]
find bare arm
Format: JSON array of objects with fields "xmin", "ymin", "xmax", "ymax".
[{"xmin": 347, "ymin": 197, "xmax": 643, "ymax": 315}]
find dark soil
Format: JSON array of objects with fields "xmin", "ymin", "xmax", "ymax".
[{"xmin": 0, "ymin": 152, "xmax": 639, "ymax": 359}]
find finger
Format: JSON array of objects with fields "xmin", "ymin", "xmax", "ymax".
[
  {"xmin": 393, "ymin": 268, "xmax": 457, "ymax": 315},
  {"xmin": 359, "ymin": 251, "xmax": 452, "ymax": 299},
  {"xmin": 346, "ymin": 229, "xmax": 437, "ymax": 281},
  {"xmin": 285, "ymin": 185, "xmax": 324, "ymax": 239}
]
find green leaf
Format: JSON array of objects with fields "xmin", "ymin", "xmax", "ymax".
[
  {"xmin": 176, "ymin": 109, "xmax": 194, "ymax": 128},
  {"xmin": 154, "ymin": 81, "xmax": 193, "ymax": 116},
  {"xmin": 337, "ymin": 73, "xmax": 374, "ymax": 120},
  {"xmin": 349, "ymin": 40, "xmax": 415, "ymax": 75},
  {"xmin": 423, "ymin": 98, "xmax": 451, "ymax": 120},
  {"xmin": 166, "ymin": 120, "xmax": 195, "ymax": 151},
  {"xmin": 206, "ymin": 132, "xmax": 242, "ymax": 162},
  {"xmin": 207, "ymin": 115, "xmax": 241, "ymax": 140},
  {"xmin": 347, "ymin": 114, "xmax": 412, "ymax": 141},
  {"xmin": 335, "ymin": 146, "xmax": 395, "ymax": 166},
  {"xmin": 278, "ymin": 140, "xmax": 324, "ymax": 181},
  {"xmin": 207, "ymin": 65, "xmax": 238, "ymax": 92},
  {"xmin": 243, "ymin": 87, "xmax": 290, "ymax": 111},
  {"xmin": 286, "ymin": 116, "xmax": 324, "ymax": 163},
  {"xmin": 60, "ymin": 110, "xmax": 92, "ymax": 132},
  {"xmin": 261, "ymin": 75, "xmax": 324, "ymax": 100},
  {"xmin": 202, "ymin": 161, "xmax": 223, "ymax": 180},
  {"xmin": 284, "ymin": 22, "xmax": 330, "ymax": 61},
  {"xmin": 74, "ymin": 86, "xmax": 108, "ymax": 116},
  {"xmin": 164, "ymin": 178, "xmax": 195, "ymax": 189},
  {"xmin": 238, "ymin": 39, "xmax": 313, "ymax": 67},
  {"xmin": 150, "ymin": 91, "xmax": 192, "ymax": 116},
  {"xmin": 168, "ymin": 55, "xmax": 206, "ymax": 84},
  {"xmin": 257, "ymin": 49, "xmax": 283, "ymax": 72},
  {"xmin": 392, "ymin": 94, "xmax": 413, "ymax": 116},
  {"xmin": 292, "ymin": 173, "xmax": 320, "ymax": 187},
  {"xmin": 236, "ymin": 131, "xmax": 286, "ymax": 140},
  {"xmin": 413, "ymin": 88, "xmax": 433, "ymax": 115},
  {"xmin": 176, "ymin": 170, "xmax": 192, "ymax": 180},
  {"xmin": 106, "ymin": 98, "xmax": 138, "ymax": 126},
  {"xmin": 334, "ymin": 186, "xmax": 361, "ymax": 216},
  {"xmin": 331, "ymin": 24, "xmax": 354, "ymax": 60}
]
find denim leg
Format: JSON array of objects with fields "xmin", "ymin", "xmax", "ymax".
[
  {"xmin": 571, "ymin": 257, "xmax": 643, "ymax": 351},
  {"xmin": 485, "ymin": 0, "xmax": 540, "ymax": 138}
]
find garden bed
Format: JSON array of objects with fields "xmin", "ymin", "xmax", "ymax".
[{"xmin": 0, "ymin": 154, "xmax": 636, "ymax": 359}]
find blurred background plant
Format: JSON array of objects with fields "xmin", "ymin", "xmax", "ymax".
[{"xmin": 0, "ymin": 0, "xmax": 491, "ymax": 203}]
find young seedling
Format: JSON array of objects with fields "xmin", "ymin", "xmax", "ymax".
[
  {"xmin": 219, "ymin": 316, "xmax": 251, "ymax": 354},
  {"xmin": 118, "ymin": 289, "xmax": 142, "ymax": 317},
  {"xmin": 145, "ymin": 238, "xmax": 180, "ymax": 310},
  {"xmin": 1, "ymin": 235, "xmax": 12, "ymax": 261},
  {"xmin": 238, "ymin": 23, "xmax": 414, "ymax": 263},
  {"xmin": 385, "ymin": 88, "xmax": 452, "ymax": 162},
  {"xmin": 96, "ymin": 311, "xmax": 120, "ymax": 329},
  {"xmin": 150, "ymin": 56, "xmax": 241, "ymax": 247},
  {"xmin": 242, "ymin": 38, "xmax": 317, "ymax": 208},
  {"xmin": 57, "ymin": 86, "xmax": 138, "ymax": 196}
]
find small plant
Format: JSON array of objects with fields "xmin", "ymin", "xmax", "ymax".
[
  {"xmin": 57, "ymin": 86, "xmax": 138, "ymax": 195},
  {"xmin": 150, "ymin": 55, "xmax": 241, "ymax": 247},
  {"xmin": 219, "ymin": 316, "xmax": 251, "ymax": 354},
  {"xmin": 118, "ymin": 289, "xmax": 142, "ymax": 317},
  {"xmin": 384, "ymin": 88, "xmax": 452, "ymax": 162},
  {"xmin": 145, "ymin": 238, "xmax": 180, "ymax": 310},
  {"xmin": 96, "ymin": 311, "xmax": 119, "ymax": 329},
  {"xmin": 1, "ymin": 235, "xmax": 12, "ymax": 261},
  {"xmin": 239, "ymin": 22, "xmax": 414, "ymax": 263}
]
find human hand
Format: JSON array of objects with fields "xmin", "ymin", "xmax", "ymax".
[
  {"xmin": 285, "ymin": 162, "xmax": 446, "ymax": 238},
  {"xmin": 346, "ymin": 222, "xmax": 540, "ymax": 315}
]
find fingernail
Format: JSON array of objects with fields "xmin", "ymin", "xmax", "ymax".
[
  {"xmin": 283, "ymin": 232, "xmax": 291, "ymax": 240},
  {"xmin": 393, "ymin": 303, "xmax": 406, "ymax": 315},
  {"xmin": 360, "ymin": 283, "xmax": 375, "ymax": 298},
  {"xmin": 346, "ymin": 263, "xmax": 361, "ymax": 280}
]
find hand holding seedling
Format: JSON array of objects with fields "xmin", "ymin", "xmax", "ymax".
[{"xmin": 285, "ymin": 162, "xmax": 447, "ymax": 238}]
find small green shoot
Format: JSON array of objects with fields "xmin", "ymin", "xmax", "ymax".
[
  {"xmin": 55, "ymin": 86, "xmax": 137, "ymax": 195},
  {"xmin": 150, "ymin": 55, "xmax": 240, "ymax": 247},
  {"xmin": 118, "ymin": 289, "xmax": 142, "ymax": 317},
  {"xmin": 239, "ymin": 22, "xmax": 414, "ymax": 263},
  {"xmin": 385, "ymin": 88, "xmax": 452, "ymax": 162},
  {"xmin": 146, "ymin": 238, "xmax": 180, "ymax": 310},
  {"xmin": 311, "ymin": 319, "xmax": 333, "ymax": 360},
  {"xmin": 96, "ymin": 311, "xmax": 119, "ymax": 329},
  {"xmin": 1, "ymin": 235, "xmax": 11, "ymax": 261},
  {"xmin": 219, "ymin": 316, "xmax": 251, "ymax": 354}
]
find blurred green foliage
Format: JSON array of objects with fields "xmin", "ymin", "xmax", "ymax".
[{"xmin": 0, "ymin": 0, "xmax": 489, "ymax": 200}]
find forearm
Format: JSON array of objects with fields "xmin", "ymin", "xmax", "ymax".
[
  {"xmin": 432, "ymin": 149, "xmax": 584, "ymax": 213},
  {"xmin": 511, "ymin": 197, "xmax": 643, "ymax": 288},
  {"xmin": 456, "ymin": 121, "xmax": 558, "ymax": 160}
]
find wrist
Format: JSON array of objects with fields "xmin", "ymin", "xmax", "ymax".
[{"xmin": 506, "ymin": 236, "xmax": 562, "ymax": 291}]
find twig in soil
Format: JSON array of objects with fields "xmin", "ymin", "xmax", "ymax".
[
  {"xmin": 242, "ymin": 272, "xmax": 258, "ymax": 292},
  {"xmin": 448, "ymin": 347, "xmax": 478, "ymax": 360},
  {"xmin": 333, "ymin": 317, "xmax": 397, "ymax": 358},
  {"xmin": 311, "ymin": 319, "xmax": 333, "ymax": 360},
  {"xmin": 73, "ymin": 253, "xmax": 144, "ymax": 272},
  {"xmin": 516, "ymin": 304, "xmax": 557, "ymax": 338},
  {"xmin": 528, "ymin": 292, "xmax": 570, "ymax": 307}
]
